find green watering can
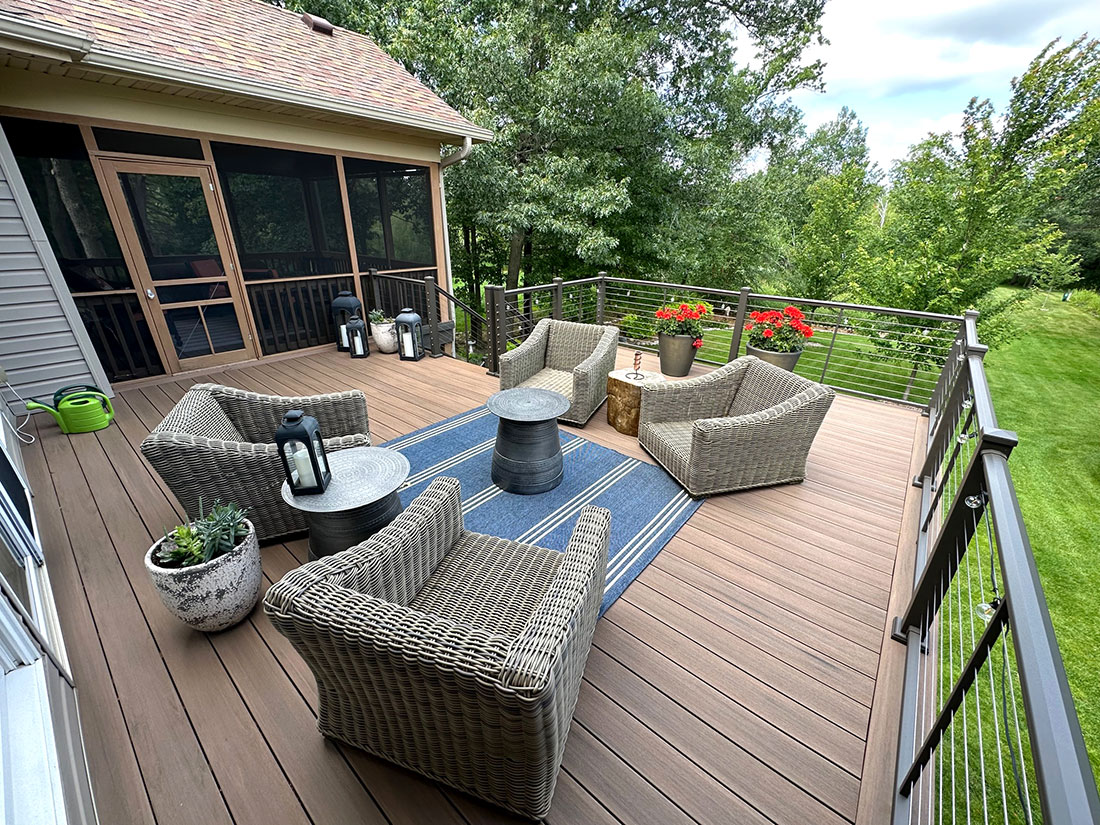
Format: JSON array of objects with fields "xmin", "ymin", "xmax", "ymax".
[{"xmin": 26, "ymin": 385, "xmax": 114, "ymax": 434}]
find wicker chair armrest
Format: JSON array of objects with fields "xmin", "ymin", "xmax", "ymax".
[
  {"xmin": 639, "ymin": 358, "xmax": 753, "ymax": 425},
  {"xmin": 264, "ymin": 581, "xmax": 511, "ymax": 681},
  {"xmin": 499, "ymin": 320, "xmax": 550, "ymax": 388},
  {"xmin": 691, "ymin": 385, "xmax": 836, "ymax": 447},
  {"xmin": 195, "ymin": 383, "xmax": 370, "ymax": 442},
  {"xmin": 571, "ymin": 326, "xmax": 619, "ymax": 411},
  {"xmin": 272, "ymin": 477, "xmax": 463, "ymax": 605},
  {"xmin": 499, "ymin": 505, "xmax": 610, "ymax": 692}
]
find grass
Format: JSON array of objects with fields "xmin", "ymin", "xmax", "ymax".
[{"xmin": 982, "ymin": 288, "xmax": 1100, "ymax": 783}]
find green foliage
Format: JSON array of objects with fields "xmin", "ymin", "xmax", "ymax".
[
  {"xmin": 368, "ymin": 308, "xmax": 392, "ymax": 324},
  {"xmin": 156, "ymin": 500, "xmax": 249, "ymax": 569},
  {"xmin": 1069, "ymin": 288, "xmax": 1100, "ymax": 318},
  {"xmin": 617, "ymin": 313, "xmax": 654, "ymax": 341}
]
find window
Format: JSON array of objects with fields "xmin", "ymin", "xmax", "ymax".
[
  {"xmin": 92, "ymin": 127, "xmax": 204, "ymax": 159},
  {"xmin": 1, "ymin": 117, "xmax": 134, "ymax": 293},
  {"xmin": 343, "ymin": 158, "xmax": 435, "ymax": 270},
  {"xmin": 212, "ymin": 142, "xmax": 351, "ymax": 279}
]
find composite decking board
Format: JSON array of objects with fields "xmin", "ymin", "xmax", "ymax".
[{"xmin": 22, "ymin": 347, "xmax": 923, "ymax": 825}]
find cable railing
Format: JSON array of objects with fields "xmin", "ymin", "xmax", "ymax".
[
  {"xmin": 891, "ymin": 312, "xmax": 1100, "ymax": 825},
  {"xmin": 485, "ymin": 274, "xmax": 963, "ymax": 407}
]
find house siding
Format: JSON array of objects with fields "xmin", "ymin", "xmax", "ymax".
[{"xmin": 0, "ymin": 128, "xmax": 110, "ymax": 413}]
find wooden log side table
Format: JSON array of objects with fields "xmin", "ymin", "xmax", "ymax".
[
  {"xmin": 281, "ymin": 446, "xmax": 410, "ymax": 561},
  {"xmin": 607, "ymin": 369, "xmax": 665, "ymax": 436},
  {"xmin": 487, "ymin": 387, "xmax": 571, "ymax": 495}
]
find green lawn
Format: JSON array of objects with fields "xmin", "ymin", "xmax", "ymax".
[{"xmin": 983, "ymin": 290, "xmax": 1100, "ymax": 782}]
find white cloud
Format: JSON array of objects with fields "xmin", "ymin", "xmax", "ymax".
[{"xmin": 788, "ymin": 0, "xmax": 1099, "ymax": 169}]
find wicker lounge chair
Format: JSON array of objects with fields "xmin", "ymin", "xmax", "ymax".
[
  {"xmin": 141, "ymin": 383, "xmax": 371, "ymax": 541},
  {"xmin": 639, "ymin": 356, "xmax": 835, "ymax": 497},
  {"xmin": 499, "ymin": 318, "xmax": 619, "ymax": 425},
  {"xmin": 263, "ymin": 476, "xmax": 611, "ymax": 820}
]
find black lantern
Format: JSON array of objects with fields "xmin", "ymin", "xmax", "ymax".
[
  {"xmin": 331, "ymin": 290, "xmax": 363, "ymax": 353},
  {"xmin": 275, "ymin": 410, "xmax": 331, "ymax": 495},
  {"xmin": 346, "ymin": 314, "xmax": 369, "ymax": 359},
  {"xmin": 395, "ymin": 307, "xmax": 423, "ymax": 361}
]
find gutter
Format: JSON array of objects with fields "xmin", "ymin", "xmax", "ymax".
[
  {"xmin": 0, "ymin": 12, "xmax": 493, "ymax": 144},
  {"xmin": 438, "ymin": 136, "xmax": 474, "ymax": 297}
]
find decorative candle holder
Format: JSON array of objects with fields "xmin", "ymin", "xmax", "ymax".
[{"xmin": 625, "ymin": 350, "xmax": 644, "ymax": 380}]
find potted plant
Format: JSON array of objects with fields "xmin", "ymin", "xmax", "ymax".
[
  {"xmin": 368, "ymin": 309, "xmax": 399, "ymax": 353},
  {"xmin": 654, "ymin": 301, "xmax": 710, "ymax": 376},
  {"xmin": 744, "ymin": 305, "xmax": 814, "ymax": 371},
  {"xmin": 145, "ymin": 501, "xmax": 261, "ymax": 632}
]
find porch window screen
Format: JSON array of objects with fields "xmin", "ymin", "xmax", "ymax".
[
  {"xmin": 212, "ymin": 142, "xmax": 351, "ymax": 280},
  {"xmin": 1, "ymin": 117, "xmax": 133, "ymax": 293},
  {"xmin": 0, "ymin": 116, "xmax": 165, "ymax": 382},
  {"xmin": 343, "ymin": 158, "xmax": 435, "ymax": 270}
]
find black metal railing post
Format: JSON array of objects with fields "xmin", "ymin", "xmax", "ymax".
[
  {"xmin": 423, "ymin": 274, "xmax": 444, "ymax": 357},
  {"xmin": 485, "ymin": 284, "xmax": 507, "ymax": 375},
  {"xmin": 728, "ymin": 286, "xmax": 751, "ymax": 361},
  {"xmin": 596, "ymin": 272, "xmax": 607, "ymax": 324},
  {"xmin": 368, "ymin": 267, "xmax": 382, "ymax": 316},
  {"xmin": 552, "ymin": 278, "xmax": 564, "ymax": 320}
]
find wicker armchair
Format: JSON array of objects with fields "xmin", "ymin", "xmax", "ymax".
[
  {"xmin": 639, "ymin": 356, "xmax": 835, "ymax": 497},
  {"xmin": 141, "ymin": 383, "xmax": 371, "ymax": 541},
  {"xmin": 500, "ymin": 319, "xmax": 619, "ymax": 426},
  {"xmin": 264, "ymin": 477, "xmax": 611, "ymax": 820}
]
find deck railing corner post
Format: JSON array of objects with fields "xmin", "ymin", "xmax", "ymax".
[
  {"xmin": 368, "ymin": 267, "xmax": 382, "ymax": 315},
  {"xmin": 552, "ymin": 277, "xmax": 564, "ymax": 320},
  {"xmin": 596, "ymin": 272, "xmax": 607, "ymax": 324},
  {"xmin": 423, "ymin": 274, "xmax": 444, "ymax": 357},
  {"xmin": 728, "ymin": 286, "xmax": 752, "ymax": 362}
]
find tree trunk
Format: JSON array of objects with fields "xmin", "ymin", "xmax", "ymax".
[{"xmin": 506, "ymin": 228, "xmax": 525, "ymax": 291}]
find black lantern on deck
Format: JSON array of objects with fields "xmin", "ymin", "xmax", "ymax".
[
  {"xmin": 346, "ymin": 314, "xmax": 369, "ymax": 358},
  {"xmin": 331, "ymin": 291, "xmax": 362, "ymax": 353},
  {"xmin": 275, "ymin": 410, "xmax": 331, "ymax": 495},
  {"xmin": 395, "ymin": 307, "xmax": 423, "ymax": 361}
]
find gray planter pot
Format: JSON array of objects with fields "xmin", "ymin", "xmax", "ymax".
[
  {"xmin": 747, "ymin": 344, "xmax": 802, "ymax": 372},
  {"xmin": 371, "ymin": 322, "xmax": 399, "ymax": 353},
  {"xmin": 145, "ymin": 519, "xmax": 262, "ymax": 632},
  {"xmin": 658, "ymin": 333, "xmax": 698, "ymax": 377}
]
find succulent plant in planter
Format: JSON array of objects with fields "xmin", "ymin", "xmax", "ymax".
[
  {"xmin": 146, "ymin": 500, "xmax": 261, "ymax": 632},
  {"xmin": 368, "ymin": 309, "xmax": 399, "ymax": 353}
]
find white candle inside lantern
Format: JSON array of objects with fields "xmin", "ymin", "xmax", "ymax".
[
  {"xmin": 352, "ymin": 334, "xmax": 364, "ymax": 356},
  {"xmin": 401, "ymin": 329, "xmax": 414, "ymax": 356},
  {"xmin": 292, "ymin": 445, "xmax": 317, "ymax": 488},
  {"xmin": 339, "ymin": 325, "xmax": 349, "ymax": 348}
]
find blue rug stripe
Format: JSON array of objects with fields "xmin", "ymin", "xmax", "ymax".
[{"xmin": 382, "ymin": 406, "xmax": 701, "ymax": 615}]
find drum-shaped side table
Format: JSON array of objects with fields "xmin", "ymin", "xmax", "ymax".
[
  {"xmin": 487, "ymin": 388, "xmax": 571, "ymax": 495},
  {"xmin": 606, "ymin": 369, "xmax": 665, "ymax": 436},
  {"xmin": 281, "ymin": 446, "xmax": 410, "ymax": 560}
]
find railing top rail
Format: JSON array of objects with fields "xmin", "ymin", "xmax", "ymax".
[
  {"xmin": 503, "ymin": 282, "xmax": 556, "ymax": 296},
  {"xmin": 370, "ymin": 273, "xmax": 425, "ymax": 285},
  {"xmin": 432, "ymin": 283, "xmax": 486, "ymax": 322}
]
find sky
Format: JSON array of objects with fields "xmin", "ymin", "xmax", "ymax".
[{"xmin": 788, "ymin": 0, "xmax": 1100, "ymax": 171}]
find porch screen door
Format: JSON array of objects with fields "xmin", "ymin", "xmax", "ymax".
[{"xmin": 102, "ymin": 160, "xmax": 256, "ymax": 372}]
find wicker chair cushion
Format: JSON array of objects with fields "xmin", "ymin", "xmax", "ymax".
[
  {"xmin": 154, "ymin": 390, "xmax": 245, "ymax": 443},
  {"xmin": 546, "ymin": 320, "xmax": 607, "ymax": 371},
  {"xmin": 517, "ymin": 367, "xmax": 575, "ymax": 400},
  {"xmin": 639, "ymin": 420, "xmax": 693, "ymax": 477},
  {"xmin": 409, "ymin": 532, "xmax": 562, "ymax": 639},
  {"xmin": 727, "ymin": 359, "xmax": 815, "ymax": 417}
]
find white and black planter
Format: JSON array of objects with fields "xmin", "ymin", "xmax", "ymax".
[
  {"xmin": 371, "ymin": 322, "xmax": 399, "ymax": 353},
  {"xmin": 144, "ymin": 519, "xmax": 262, "ymax": 632}
]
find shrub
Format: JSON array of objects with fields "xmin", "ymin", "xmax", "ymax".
[
  {"xmin": 1071, "ymin": 289, "xmax": 1100, "ymax": 319},
  {"xmin": 618, "ymin": 313, "xmax": 654, "ymax": 341}
]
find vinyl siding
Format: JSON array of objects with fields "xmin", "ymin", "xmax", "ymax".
[{"xmin": 0, "ymin": 131, "xmax": 110, "ymax": 413}]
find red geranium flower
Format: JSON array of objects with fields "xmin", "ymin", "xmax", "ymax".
[
  {"xmin": 745, "ymin": 322, "xmax": 754, "ymax": 330},
  {"xmin": 762, "ymin": 328, "xmax": 774, "ymax": 338},
  {"xmin": 696, "ymin": 303, "xmax": 707, "ymax": 313},
  {"xmin": 692, "ymin": 338, "xmax": 703, "ymax": 348},
  {"xmin": 804, "ymin": 327, "xmax": 813, "ymax": 337}
]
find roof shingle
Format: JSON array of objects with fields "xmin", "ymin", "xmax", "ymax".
[{"xmin": 1, "ymin": 0, "xmax": 484, "ymax": 138}]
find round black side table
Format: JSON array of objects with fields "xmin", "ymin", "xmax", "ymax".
[
  {"xmin": 281, "ymin": 446, "xmax": 410, "ymax": 560},
  {"xmin": 486, "ymin": 388, "xmax": 571, "ymax": 495}
]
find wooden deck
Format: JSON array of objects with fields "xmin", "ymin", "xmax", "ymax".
[{"xmin": 20, "ymin": 347, "xmax": 924, "ymax": 825}]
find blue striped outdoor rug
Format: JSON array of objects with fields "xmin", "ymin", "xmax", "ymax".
[{"xmin": 383, "ymin": 406, "xmax": 701, "ymax": 615}]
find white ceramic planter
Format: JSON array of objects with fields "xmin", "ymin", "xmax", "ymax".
[
  {"xmin": 145, "ymin": 519, "xmax": 262, "ymax": 632},
  {"xmin": 371, "ymin": 322, "xmax": 399, "ymax": 353}
]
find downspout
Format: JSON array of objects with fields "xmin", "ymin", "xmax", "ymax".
[{"xmin": 439, "ymin": 136, "xmax": 473, "ymax": 296}]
